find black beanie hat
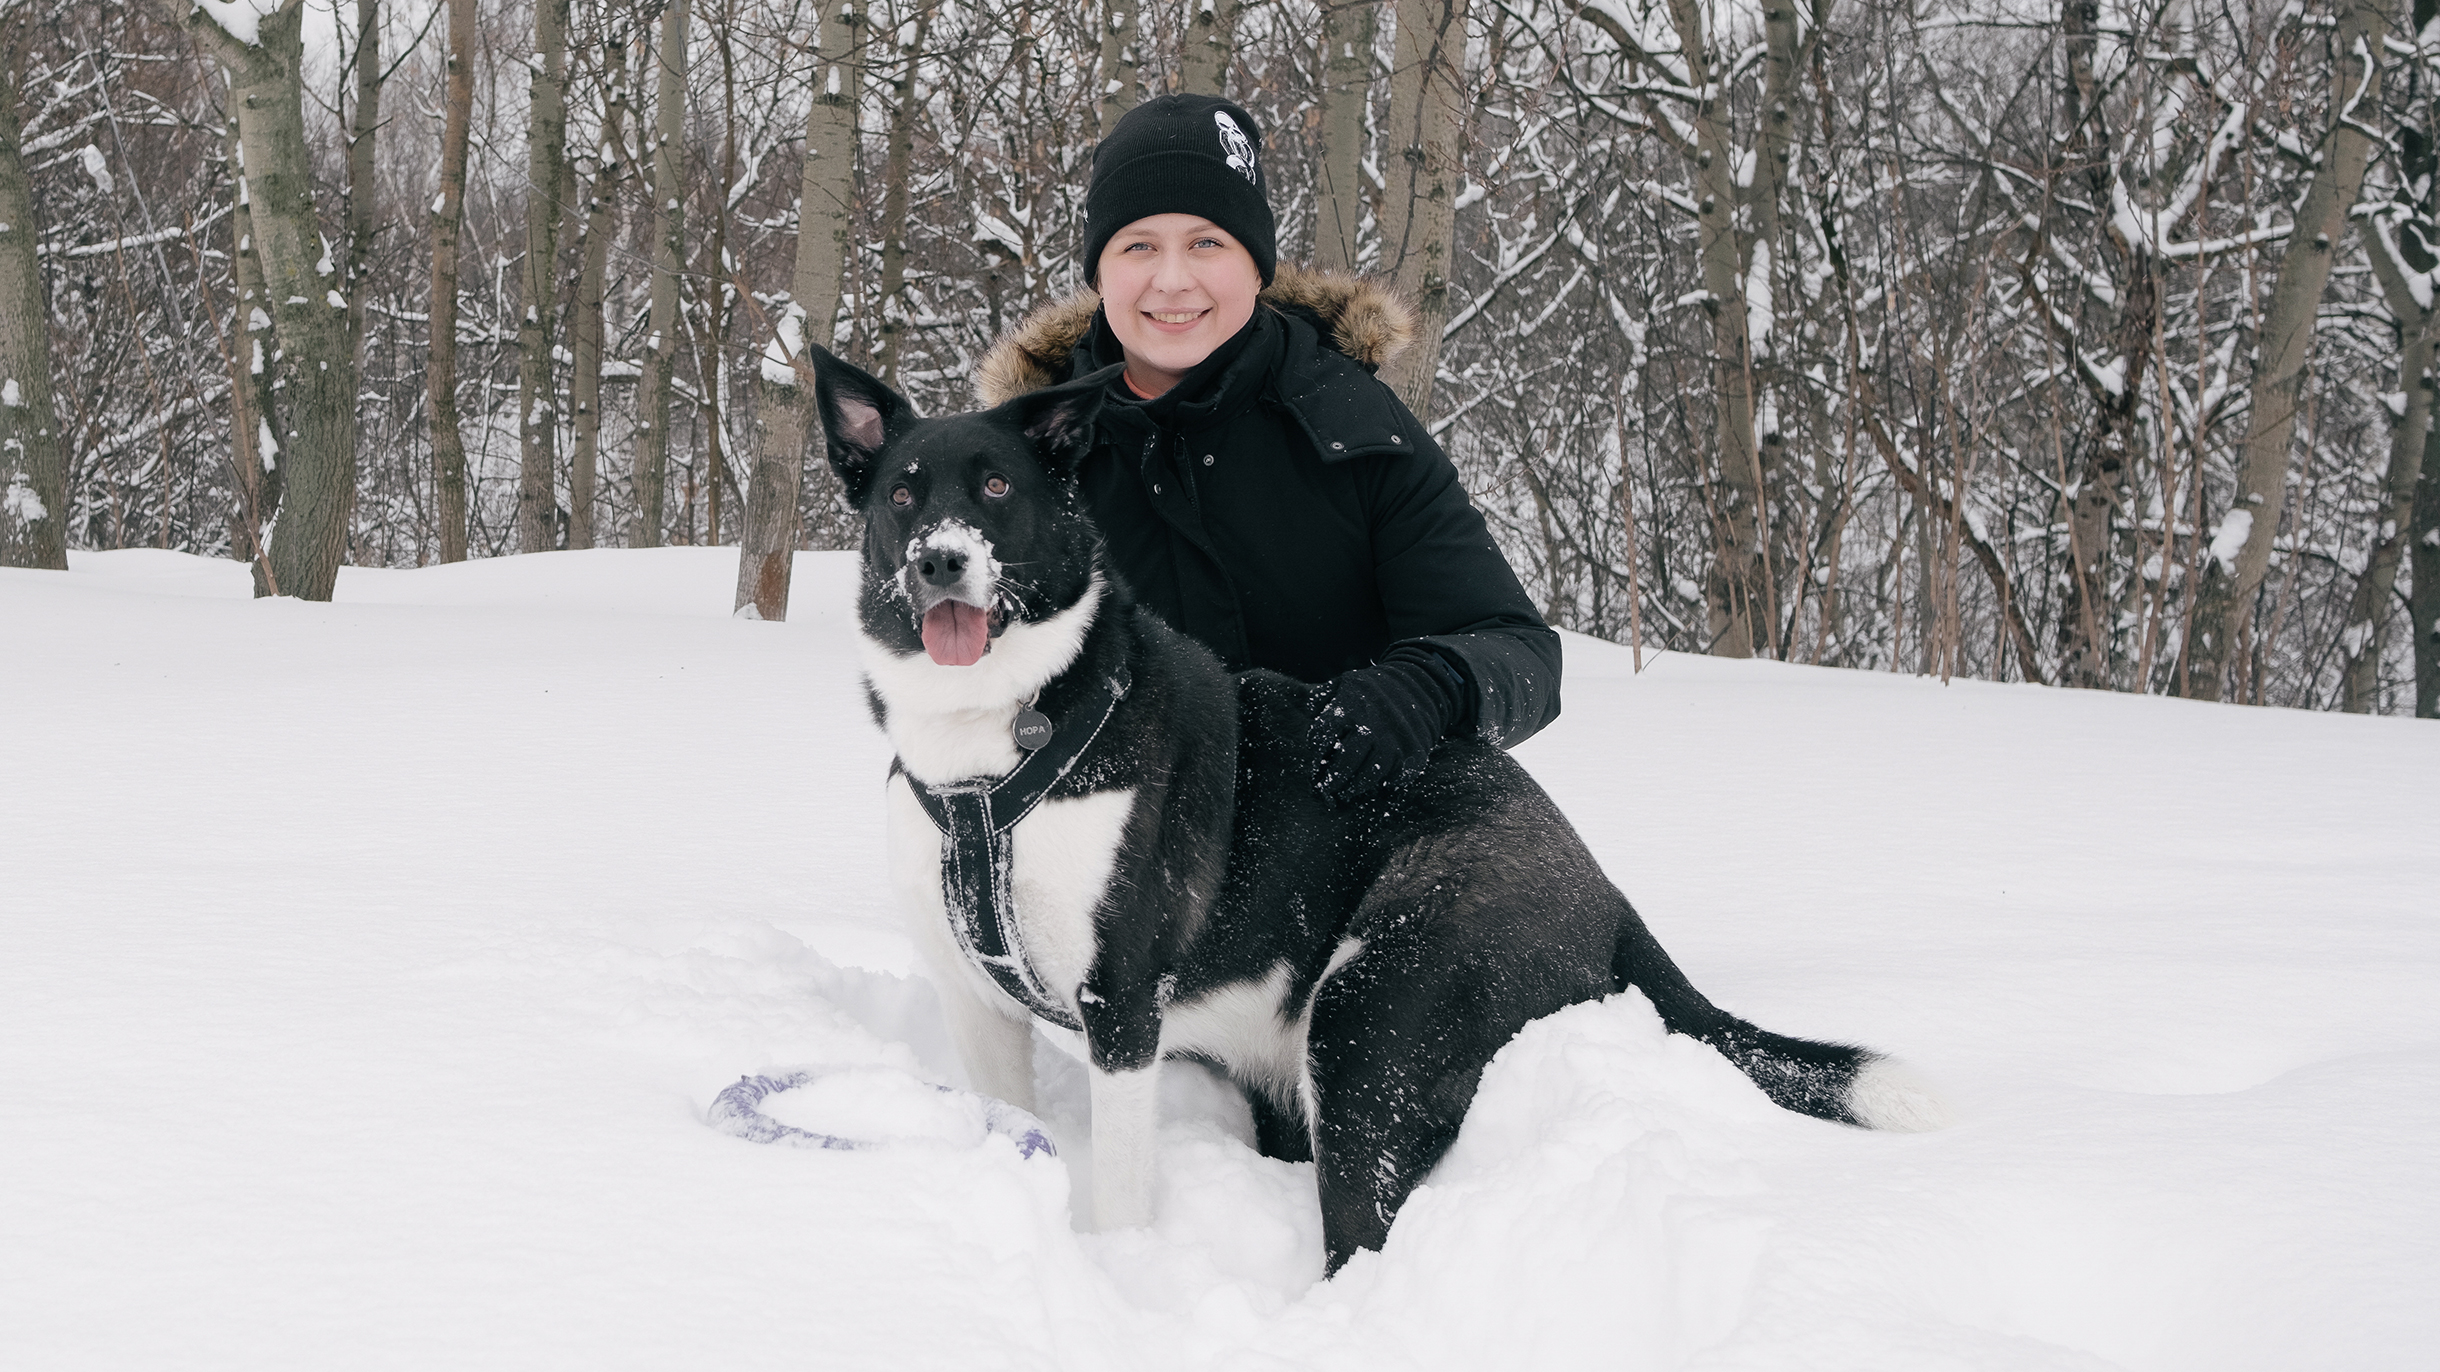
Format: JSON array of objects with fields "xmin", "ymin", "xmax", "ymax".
[{"xmin": 1084, "ymin": 95, "xmax": 1278, "ymax": 286}]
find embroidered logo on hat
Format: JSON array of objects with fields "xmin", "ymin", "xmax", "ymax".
[{"xmin": 1214, "ymin": 110, "xmax": 1258, "ymax": 186}]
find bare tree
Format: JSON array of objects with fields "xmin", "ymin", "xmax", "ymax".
[
  {"xmin": 426, "ymin": 0, "xmax": 475, "ymax": 564},
  {"xmin": 1311, "ymin": 0, "xmax": 1376, "ymax": 273},
  {"xmin": 633, "ymin": 0, "xmax": 691, "ymax": 548},
  {"xmin": 565, "ymin": 4, "xmax": 631, "ymax": 551},
  {"xmin": 736, "ymin": 0, "xmax": 856, "ymax": 620},
  {"xmin": 517, "ymin": 0, "xmax": 572, "ymax": 553},
  {"xmin": 1100, "ymin": 0, "xmax": 1142, "ymax": 135},
  {"xmin": 2188, "ymin": 0, "xmax": 2385, "ymax": 701},
  {"xmin": 1377, "ymin": 0, "xmax": 1471, "ymax": 419},
  {"xmin": 0, "ymin": 10, "xmax": 62, "ymax": 570},
  {"xmin": 872, "ymin": 1, "xmax": 936, "ymax": 386},
  {"xmin": 189, "ymin": 0, "xmax": 359, "ymax": 601}
]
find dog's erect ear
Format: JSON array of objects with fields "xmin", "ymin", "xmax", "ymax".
[
  {"xmin": 1006, "ymin": 364, "xmax": 1122, "ymax": 477},
  {"xmin": 808, "ymin": 343, "xmax": 917, "ymax": 505}
]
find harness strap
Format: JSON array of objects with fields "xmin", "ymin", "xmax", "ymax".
[{"xmin": 902, "ymin": 663, "xmax": 1132, "ymax": 1030}]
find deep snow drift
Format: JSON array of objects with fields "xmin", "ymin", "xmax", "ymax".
[{"xmin": 4, "ymin": 548, "xmax": 2434, "ymax": 1371}]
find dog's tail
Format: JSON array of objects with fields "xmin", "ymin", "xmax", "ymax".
[{"xmin": 1613, "ymin": 906, "xmax": 1952, "ymax": 1132}]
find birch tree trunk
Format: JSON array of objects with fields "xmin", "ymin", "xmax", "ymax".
[
  {"xmin": 872, "ymin": 2, "xmax": 933, "ymax": 386},
  {"xmin": 2186, "ymin": 0, "xmax": 2384, "ymax": 702},
  {"xmin": 1183, "ymin": 0, "xmax": 1242, "ymax": 96},
  {"xmin": 566, "ymin": 18, "xmax": 629, "ymax": 552},
  {"xmin": 428, "ymin": 0, "xmax": 474, "ymax": 564},
  {"xmin": 191, "ymin": 0, "xmax": 359, "ymax": 601},
  {"xmin": 518, "ymin": 0, "xmax": 570, "ymax": 553},
  {"xmin": 1098, "ymin": 0, "xmax": 1140, "ymax": 137},
  {"xmin": 735, "ymin": 0, "xmax": 855, "ymax": 620},
  {"xmin": 2413, "ymin": 441, "xmax": 2440, "ymax": 717},
  {"xmin": 225, "ymin": 113, "xmax": 282, "ymax": 585},
  {"xmin": 1670, "ymin": 0, "xmax": 1764, "ymax": 656},
  {"xmin": 696, "ymin": 0, "xmax": 738, "ymax": 548},
  {"xmin": 633, "ymin": 0, "xmax": 690, "ymax": 549},
  {"xmin": 1312, "ymin": 0, "xmax": 1376, "ymax": 273},
  {"xmin": 0, "ymin": 18, "xmax": 63, "ymax": 571},
  {"xmin": 2344, "ymin": 181, "xmax": 2439, "ymax": 712},
  {"xmin": 1377, "ymin": 0, "xmax": 1469, "ymax": 421},
  {"xmin": 344, "ymin": 0, "xmax": 378, "ymax": 364}
]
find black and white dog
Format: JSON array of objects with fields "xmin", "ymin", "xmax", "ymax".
[{"xmin": 809, "ymin": 346, "xmax": 1947, "ymax": 1274}]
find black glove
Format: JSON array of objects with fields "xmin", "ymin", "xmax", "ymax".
[{"xmin": 1310, "ymin": 645, "xmax": 1468, "ymax": 803}]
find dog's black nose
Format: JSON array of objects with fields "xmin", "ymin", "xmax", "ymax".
[{"xmin": 917, "ymin": 548, "xmax": 966, "ymax": 585}]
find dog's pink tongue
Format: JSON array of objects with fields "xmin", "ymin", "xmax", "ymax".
[{"xmin": 921, "ymin": 601, "xmax": 991, "ymax": 666}]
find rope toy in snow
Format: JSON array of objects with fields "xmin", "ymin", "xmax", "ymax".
[{"xmin": 706, "ymin": 1068, "xmax": 1059, "ymax": 1160}]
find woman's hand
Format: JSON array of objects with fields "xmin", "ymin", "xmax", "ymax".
[{"xmin": 1309, "ymin": 646, "xmax": 1465, "ymax": 802}]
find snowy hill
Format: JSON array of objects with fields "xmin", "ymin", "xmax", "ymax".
[{"xmin": 4, "ymin": 549, "xmax": 2433, "ymax": 1371}]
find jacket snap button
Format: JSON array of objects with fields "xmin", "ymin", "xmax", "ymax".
[
  {"xmin": 1391, "ymin": 435, "xmax": 1404, "ymax": 443},
  {"xmin": 1203, "ymin": 454, "xmax": 1215, "ymax": 466},
  {"xmin": 1153, "ymin": 484, "xmax": 1162, "ymax": 494},
  {"xmin": 1330, "ymin": 441, "xmax": 1344, "ymax": 450}
]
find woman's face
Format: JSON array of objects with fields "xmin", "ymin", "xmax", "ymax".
[{"xmin": 1095, "ymin": 214, "xmax": 1263, "ymax": 396}]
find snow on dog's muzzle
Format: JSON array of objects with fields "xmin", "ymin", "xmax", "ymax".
[{"xmin": 904, "ymin": 519, "xmax": 1005, "ymax": 667}]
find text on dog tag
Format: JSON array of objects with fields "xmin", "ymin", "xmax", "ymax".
[{"xmin": 1013, "ymin": 708, "xmax": 1054, "ymax": 751}]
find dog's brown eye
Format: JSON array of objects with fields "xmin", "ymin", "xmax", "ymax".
[
  {"xmin": 983, "ymin": 474, "xmax": 1010, "ymax": 498},
  {"xmin": 890, "ymin": 485, "xmax": 912, "ymax": 507}
]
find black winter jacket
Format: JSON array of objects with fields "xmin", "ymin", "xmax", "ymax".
[{"xmin": 973, "ymin": 267, "xmax": 1561, "ymax": 748}]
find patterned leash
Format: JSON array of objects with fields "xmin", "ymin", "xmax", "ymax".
[{"xmin": 706, "ymin": 1067, "xmax": 1059, "ymax": 1160}]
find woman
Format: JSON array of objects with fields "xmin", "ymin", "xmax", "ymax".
[{"xmin": 975, "ymin": 94, "xmax": 1560, "ymax": 799}]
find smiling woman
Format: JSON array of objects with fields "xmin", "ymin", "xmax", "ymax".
[
  {"xmin": 1097, "ymin": 215, "xmax": 1264, "ymax": 396},
  {"xmin": 973, "ymin": 94, "xmax": 1564, "ymax": 803}
]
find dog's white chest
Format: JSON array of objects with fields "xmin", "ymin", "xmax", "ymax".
[{"xmin": 886, "ymin": 773, "xmax": 1134, "ymax": 1019}]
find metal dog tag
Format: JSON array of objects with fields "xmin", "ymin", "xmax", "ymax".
[{"xmin": 1012, "ymin": 708, "xmax": 1054, "ymax": 751}]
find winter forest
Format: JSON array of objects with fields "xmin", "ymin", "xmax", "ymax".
[{"xmin": 2, "ymin": 0, "xmax": 2436, "ymax": 718}]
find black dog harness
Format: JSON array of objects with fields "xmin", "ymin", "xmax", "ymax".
[{"xmin": 899, "ymin": 664, "xmax": 1131, "ymax": 1031}]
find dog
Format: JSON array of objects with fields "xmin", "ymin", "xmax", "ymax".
[{"xmin": 807, "ymin": 345, "xmax": 1948, "ymax": 1274}]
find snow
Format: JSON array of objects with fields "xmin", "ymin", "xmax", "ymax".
[
  {"xmin": 2, "ymin": 472, "xmax": 43, "ymax": 523},
  {"xmin": 2, "ymin": 548, "xmax": 2435, "ymax": 1371},
  {"xmin": 2, "ymin": 378, "xmax": 20, "ymax": 407},
  {"xmin": 2209, "ymin": 508, "xmax": 2254, "ymax": 572},
  {"xmin": 761, "ymin": 303, "xmax": 808, "ymax": 387},
  {"xmin": 78, "ymin": 143, "xmax": 112, "ymax": 194},
  {"xmin": 191, "ymin": 0, "xmax": 281, "ymax": 48}
]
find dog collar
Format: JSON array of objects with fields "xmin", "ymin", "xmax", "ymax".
[{"xmin": 898, "ymin": 663, "xmax": 1132, "ymax": 1029}]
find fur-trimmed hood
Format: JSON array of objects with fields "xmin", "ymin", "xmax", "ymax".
[{"xmin": 975, "ymin": 265, "xmax": 1416, "ymax": 407}]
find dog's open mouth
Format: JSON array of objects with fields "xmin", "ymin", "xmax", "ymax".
[{"xmin": 919, "ymin": 600, "xmax": 1008, "ymax": 666}]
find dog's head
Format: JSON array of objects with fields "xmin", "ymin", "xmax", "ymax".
[{"xmin": 808, "ymin": 344, "xmax": 1121, "ymax": 669}]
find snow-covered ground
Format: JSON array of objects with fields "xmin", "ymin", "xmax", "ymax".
[{"xmin": 4, "ymin": 548, "xmax": 2434, "ymax": 1371}]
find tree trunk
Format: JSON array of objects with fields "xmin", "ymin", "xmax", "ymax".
[
  {"xmin": 1376, "ymin": 0, "xmax": 1469, "ymax": 421},
  {"xmin": 224, "ymin": 112, "xmax": 283, "ymax": 585},
  {"xmin": 2340, "ymin": 420, "xmax": 2435, "ymax": 711},
  {"xmin": 1666, "ymin": 0, "xmax": 1764, "ymax": 657},
  {"xmin": 2186, "ymin": 0, "xmax": 2384, "ymax": 701},
  {"xmin": 696, "ymin": 0, "xmax": 739, "ymax": 549},
  {"xmin": 1182, "ymin": 0, "xmax": 1241, "ymax": 96},
  {"xmin": 1098, "ymin": 0, "xmax": 1140, "ymax": 137},
  {"xmin": 428, "ymin": 0, "xmax": 474, "ymax": 564},
  {"xmin": 517, "ymin": 0, "xmax": 570, "ymax": 553},
  {"xmin": 873, "ymin": 2, "xmax": 933, "ymax": 387},
  {"xmin": 2037, "ymin": 0, "xmax": 2160, "ymax": 689},
  {"xmin": 1312, "ymin": 0, "xmax": 1376, "ymax": 273},
  {"xmin": 344, "ymin": 0, "xmax": 379, "ymax": 364},
  {"xmin": 566, "ymin": 16, "xmax": 629, "ymax": 552},
  {"xmin": 2343, "ymin": 189, "xmax": 2440, "ymax": 713},
  {"xmin": 191, "ymin": 0, "xmax": 360, "ymax": 602},
  {"xmin": 735, "ymin": 0, "xmax": 856, "ymax": 620},
  {"xmin": 0, "ymin": 18, "xmax": 64, "ymax": 571},
  {"xmin": 2413, "ymin": 434, "xmax": 2440, "ymax": 717},
  {"xmin": 633, "ymin": 0, "xmax": 690, "ymax": 549}
]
